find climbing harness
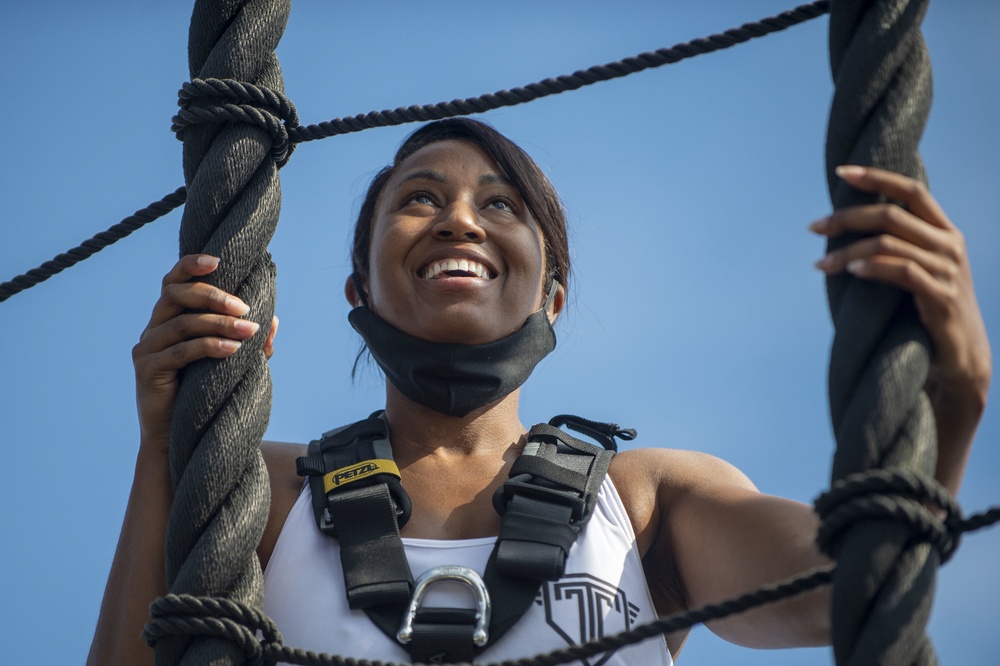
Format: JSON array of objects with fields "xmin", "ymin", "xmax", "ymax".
[{"xmin": 295, "ymin": 412, "xmax": 632, "ymax": 663}]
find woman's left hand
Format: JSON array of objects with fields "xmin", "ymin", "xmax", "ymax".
[
  {"xmin": 811, "ymin": 165, "xmax": 992, "ymax": 401},
  {"xmin": 810, "ymin": 166, "xmax": 992, "ymax": 493}
]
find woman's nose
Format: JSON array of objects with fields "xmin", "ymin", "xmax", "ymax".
[{"xmin": 433, "ymin": 201, "xmax": 485, "ymax": 242}]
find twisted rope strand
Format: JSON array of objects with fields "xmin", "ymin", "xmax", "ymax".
[
  {"xmin": 0, "ymin": 187, "xmax": 187, "ymax": 302},
  {"xmin": 288, "ymin": 1, "xmax": 830, "ymax": 142},
  {"xmin": 824, "ymin": 1, "xmax": 938, "ymax": 663},
  {"xmin": 0, "ymin": 0, "xmax": 829, "ymax": 304},
  {"xmin": 157, "ymin": 0, "xmax": 290, "ymax": 663}
]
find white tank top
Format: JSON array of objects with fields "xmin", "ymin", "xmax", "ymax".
[{"xmin": 264, "ymin": 476, "xmax": 672, "ymax": 665}]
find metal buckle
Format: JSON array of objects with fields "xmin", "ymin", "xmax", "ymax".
[{"xmin": 396, "ymin": 565, "xmax": 491, "ymax": 647}]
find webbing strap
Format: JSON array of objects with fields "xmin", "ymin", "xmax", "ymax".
[
  {"xmin": 328, "ymin": 484, "xmax": 413, "ymax": 609},
  {"xmin": 495, "ymin": 495, "xmax": 578, "ymax": 579},
  {"xmin": 409, "ymin": 609, "xmax": 479, "ymax": 664}
]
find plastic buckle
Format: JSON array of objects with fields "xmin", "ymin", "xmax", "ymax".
[
  {"xmin": 495, "ymin": 476, "xmax": 587, "ymax": 523},
  {"xmin": 396, "ymin": 565, "xmax": 491, "ymax": 648}
]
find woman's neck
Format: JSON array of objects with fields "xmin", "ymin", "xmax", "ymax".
[
  {"xmin": 384, "ymin": 383, "xmax": 526, "ymax": 539},
  {"xmin": 383, "ymin": 382, "xmax": 526, "ymax": 464}
]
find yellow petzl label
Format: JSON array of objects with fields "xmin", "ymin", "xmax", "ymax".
[{"xmin": 323, "ymin": 459, "xmax": 400, "ymax": 492}]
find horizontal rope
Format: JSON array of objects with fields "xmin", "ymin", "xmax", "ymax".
[
  {"xmin": 141, "ymin": 501, "xmax": 1000, "ymax": 666},
  {"xmin": 0, "ymin": 0, "xmax": 829, "ymax": 304}
]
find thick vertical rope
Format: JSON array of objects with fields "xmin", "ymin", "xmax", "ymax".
[
  {"xmin": 158, "ymin": 1, "xmax": 289, "ymax": 664},
  {"xmin": 824, "ymin": 1, "xmax": 938, "ymax": 664}
]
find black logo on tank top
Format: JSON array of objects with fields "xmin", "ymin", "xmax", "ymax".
[{"xmin": 535, "ymin": 573, "xmax": 640, "ymax": 666}]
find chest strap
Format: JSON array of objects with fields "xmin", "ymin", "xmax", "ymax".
[{"xmin": 296, "ymin": 413, "xmax": 631, "ymax": 663}]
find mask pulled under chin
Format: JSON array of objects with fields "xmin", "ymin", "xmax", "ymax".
[{"xmin": 348, "ymin": 305, "xmax": 556, "ymax": 417}]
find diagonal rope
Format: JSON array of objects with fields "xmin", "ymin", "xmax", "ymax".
[{"xmin": 0, "ymin": 0, "xmax": 830, "ymax": 304}]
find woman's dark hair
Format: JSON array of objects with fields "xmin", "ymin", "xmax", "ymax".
[{"xmin": 351, "ymin": 118, "xmax": 570, "ymax": 297}]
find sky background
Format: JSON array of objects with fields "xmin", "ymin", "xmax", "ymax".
[{"xmin": 1, "ymin": 1, "xmax": 998, "ymax": 664}]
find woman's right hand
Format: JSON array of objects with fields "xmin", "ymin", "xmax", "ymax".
[{"xmin": 131, "ymin": 254, "xmax": 262, "ymax": 453}]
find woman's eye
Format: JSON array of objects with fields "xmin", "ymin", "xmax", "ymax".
[
  {"xmin": 406, "ymin": 193, "xmax": 435, "ymax": 206},
  {"xmin": 486, "ymin": 198, "xmax": 514, "ymax": 212}
]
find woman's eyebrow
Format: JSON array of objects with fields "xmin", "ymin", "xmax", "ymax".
[
  {"xmin": 399, "ymin": 169, "xmax": 446, "ymax": 184},
  {"xmin": 398, "ymin": 170, "xmax": 512, "ymax": 188},
  {"xmin": 479, "ymin": 173, "xmax": 512, "ymax": 187}
]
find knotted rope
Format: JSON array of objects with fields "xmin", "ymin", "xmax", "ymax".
[
  {"xmin": 823, "ymin": 0, "xmax": 940, "ymax": 663},
  {"xmin": 156, "ymin": 0, "xmax": 290, "ymax": 663}
]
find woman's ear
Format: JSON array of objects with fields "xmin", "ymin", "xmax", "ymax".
[
  {"xmin": 546, "ymin": 281, "xmax": 566, "ymax": 324},
  {"xmin": 344, "ymin": 276, "xmax": 364, "ymax": 308}
]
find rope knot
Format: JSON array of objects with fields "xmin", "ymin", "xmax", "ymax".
[
  {"xmin": 172, "ymin": 78, "xmax": 300, "ymax": 167},
  {"xmin": 814, "ymin": 470, "xmax": 963, "ymax": 564},
  {"xmin": 143, "ymin": 593, "xmax": 284, "ymax": 666}
]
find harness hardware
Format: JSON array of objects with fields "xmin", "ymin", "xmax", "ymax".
[{"xmin": 397, "ymin": 566, "xmax": 491, "ymax": 647}]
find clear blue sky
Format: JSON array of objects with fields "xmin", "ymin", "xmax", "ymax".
[{"xmin": 1, "ymin": 2, "xmax": 997, "ymax": 664}]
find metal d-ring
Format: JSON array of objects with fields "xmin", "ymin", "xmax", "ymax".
[{"xmin": 396, "ymin": 565, "xmax": 491, "ymax": 647}]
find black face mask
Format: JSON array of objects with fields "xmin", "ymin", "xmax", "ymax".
[{"xmin": 348, "ymin": 294, "xmax": 557, "ymax": 417}]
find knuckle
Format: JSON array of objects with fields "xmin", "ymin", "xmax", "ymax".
[
  {"xmin": 900, "ymin": 261, "xmax": 922, "ymax": 285},
  {"xmin": 170, "ymin": 314, "xmax": 192, "ymax": 338},
  {"xmin": 945, "ymin": 237, "xmax": 967, "ymax": 265},
  {"xmin": 904, "ymin": 179, "xmax": 927, "ymax": 200},
  {"xmin": 873, "ymin": 234, "xmax": 897, "ymax": 254},
  {"xmin": 167, "ymin": 344, "xmax": 187, "ymax": 363},
  {"xmin": 880, "ymin": 204, "xmax": 902, "ymax": 228},
  {"xmin": 161, "ymin": 282, "xmax": 182, "ymax": 302},
  {"xmin": 204, "ymin": 286, "xmax": 229, "ymax": 311}
]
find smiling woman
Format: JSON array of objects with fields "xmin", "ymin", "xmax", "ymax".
[
  {"xmin": 2, "ymin": 3, "xmax": 998, "ymax": 666},
  {"xmin": 87, "ymin": 107, "xmax": 991, "ymax": 665}
]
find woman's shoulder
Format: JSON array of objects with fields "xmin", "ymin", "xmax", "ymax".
[
  {"xmin": 258, "ymin": 440, "xmax": 308, "ymax": 568},
  {"xmin": 610, "ymin": 447, "xmax": 756, "ymax": 497},
  {"xmin": 608, "ymin": 448, "xmax": 757, "ymax": 556}
]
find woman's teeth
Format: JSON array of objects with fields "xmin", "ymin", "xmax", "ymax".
[{"xmin": 422, "ymin": 259, "xmax": 492, "ymax": 280}]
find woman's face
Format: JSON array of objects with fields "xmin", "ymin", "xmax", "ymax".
[{"xmin": 355, "ymin": 139, "xmax": 557, "ymax": 345}]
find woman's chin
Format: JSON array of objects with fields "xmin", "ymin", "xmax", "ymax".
[{"xmin": 397, "ymin": 312, "xmax": 521, "ymax": 346}]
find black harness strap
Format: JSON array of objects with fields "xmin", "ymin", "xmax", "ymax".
[
  {"xmin": 296, "ymin": 413, "xmax": 625, "ymax": 662},
  {"xmin": 483, "ymin": 420, "xmax": 616, "ymax": 644},
  {"xmin": 296, "ymin": 413, "xmax": 414, "ymax": 609}
]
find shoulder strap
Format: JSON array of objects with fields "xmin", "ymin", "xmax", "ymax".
[
  {"xmin": 481, "ymin": 415, "xmax": 618, "ymax": 648},
  {"xmin": 295, "ymin": 412, "xmax": 414, "ymax": 609}
]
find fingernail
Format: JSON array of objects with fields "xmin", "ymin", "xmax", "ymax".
[
  {"xmin": 846, "ymin": 259, "xmax": 865, "ymax": 274},
  {"xmin": 196, "ymin": 255, "xmax": 220, "ymax": 269},
  {"xmin": 814, "ymin": 255, "xmax": 835, "ymax": 272},
  {"xmin": 234, "ymin": 319, "xmax": 260, "ymax": 335},
  {"xmin": 220, "ymin": 339, "xmax": 242, "ymax": 353},
  {"xmin": 227, "ymin": 297, "xmax": 251, "ymax": 316},
  {"xmin": 808, "ymin": 217, "xmax": 830, "ymax": 233},
  {"xmin": 836, "ymin": 165, "xmax": 866, "ymax": 179}
]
